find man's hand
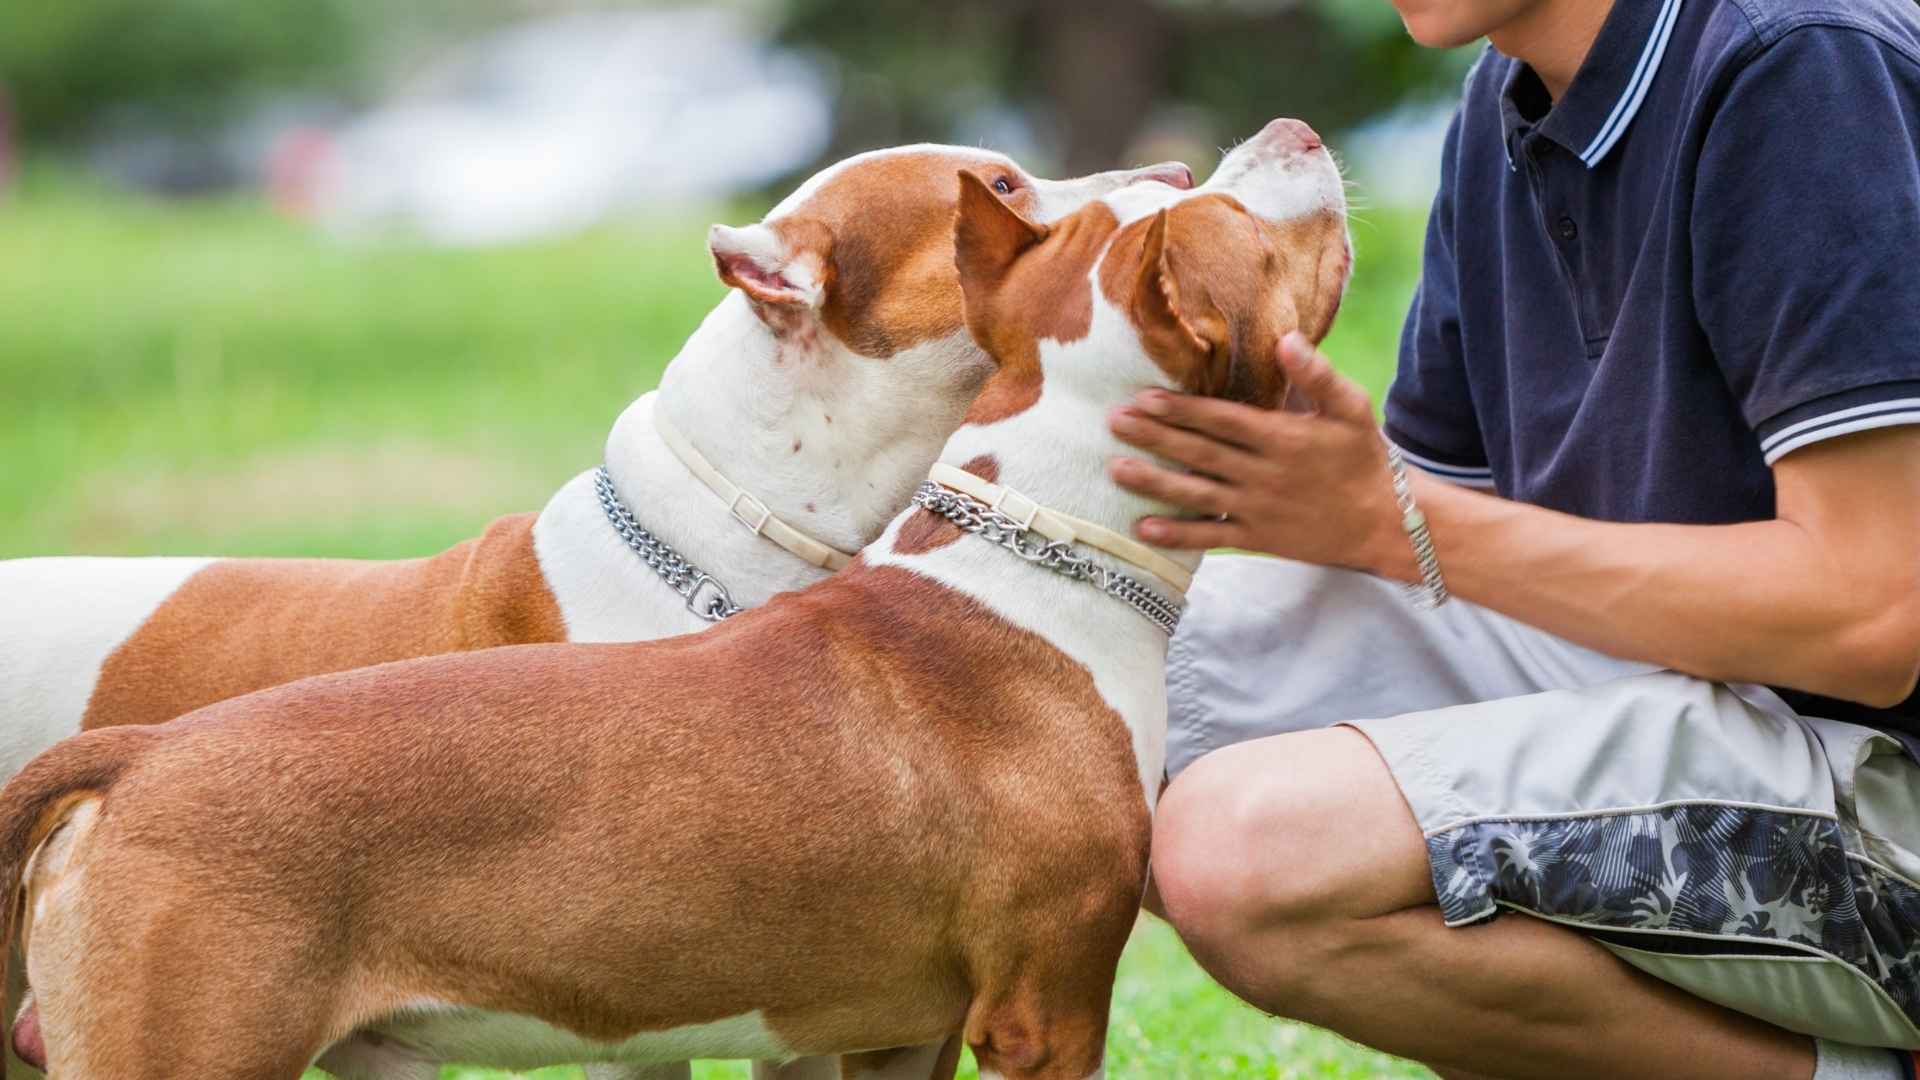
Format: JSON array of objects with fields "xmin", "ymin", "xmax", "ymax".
[{"xmin": 1107, "ymin": 332, "xmax": 1417, "ymax": 579}]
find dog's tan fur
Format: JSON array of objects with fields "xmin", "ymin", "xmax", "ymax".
[
  {"xmin": 80, "ymin": 514, "xmax": 564, "ymax": 730},
  {"xmin": 1098, "ymin": 193, "xmax": 1349, "ymax": 403},
  {"xmin": 3, "ymin": 563, "xmax": 1148, "ymax": 1077}
]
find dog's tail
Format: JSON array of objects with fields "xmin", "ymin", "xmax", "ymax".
[{"xmin": 0, "ymin": 725, "xmax": 159, "ymax": 1075}]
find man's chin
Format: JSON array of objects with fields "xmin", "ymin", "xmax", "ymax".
[
  {"xmin": 1392, "ymin": 0, "xmax": 1542, "ymax": 50},
  {"xmin": 1398, "ymin": 13, "xmax": 1498, "ymax": 50}
]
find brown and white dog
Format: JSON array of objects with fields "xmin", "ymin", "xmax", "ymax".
[
  {"xmin": 0, "ymin": 146, "xmax": 1189, "ymax": 1079},
  {"xmin": 0, "ymin": 119, "xmax": 1347, "ymax": 1080},
  {"xmin": 0, "ymin": 144, "xmax": 1192, "ymax": 753}
]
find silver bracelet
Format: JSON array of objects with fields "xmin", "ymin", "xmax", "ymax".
[{"xmin": 1385, "ymin": 443, "xmax": 1449, "ymax": 610}]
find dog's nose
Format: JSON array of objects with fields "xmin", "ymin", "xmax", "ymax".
[
  {"xmin": 1136, "ymin": 161, "xmax": 1195, "ymax": 190},
  {"xmin": 1258, "ymin": 118, "xmax": 1323, "ymax": 154}
]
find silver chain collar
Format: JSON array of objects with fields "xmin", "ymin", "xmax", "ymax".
[
  {"xmin": 594, "ymin": 465, "xmax": 742, "ymax": 622},
  {"xmin": 909, "ymin": 481, "xmax": 1184, "ymax": 636}
]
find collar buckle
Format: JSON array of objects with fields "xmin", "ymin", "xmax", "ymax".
[
  {"xmin": 989, "ymin": 486, "xmax": 1042, "ymax": 532},
  {"xmin": 729, "ymin": 491, "xmax": 774, "ymax": 536},
  {"xmin": 653, "ymin": 401, "xmax": 855, "ymax": 570},
  {"xmin": 683, "ymin": 573, "xmax": 738, "ymax": 623}
]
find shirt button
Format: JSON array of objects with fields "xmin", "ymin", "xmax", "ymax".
[{"xmin": 1557, "ymin": 216, "xmax": 1579, "ymax": 242}]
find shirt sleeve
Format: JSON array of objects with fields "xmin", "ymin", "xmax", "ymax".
[
  {"xmin": 1383, "ymin": 105, "xmax": 1496, "ymax": 488},
  {"xmin": 1693, "ymin": 25, "xmax": 1920, "ymax": 465}
]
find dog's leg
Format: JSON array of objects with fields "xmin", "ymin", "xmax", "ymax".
[
  {"xmin": 39, "ymin": 977, "xmax": 333, "ymax": 1080},
  {"xmin": 310, "ymin": 1036, "xmax": 441, "ymax": 1080},
  {"xmin": 26, "ymin": 819, "xmax": 337, "ymax": 1080},
  {"xmin": 749, "ymin": 1040, "xmax": 960, "ymax": 1080},
  {"xmin": 3, "ymin": 948, "xmax": 40, "ymax": 1080},
  {"xmin": 753, "ymin": 1057, "xmax": 839, "ymax": 1080},
  {"xmin": 839, "ymin": 1038, "xmax": 963, "ymax": 1079},
  {"xmin": 583, "ymin": 1063, "xmax": 693, "ymax": 1080},
  {"xmin": 963, "ymin": 986, "xmax": 1110, "ymax": 1080}
]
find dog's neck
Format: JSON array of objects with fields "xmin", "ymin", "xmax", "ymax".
[
  {"xmin": 862, "ymin": 341, "xmax": 1201, "ymax": 807},
  {"xmin": 936, "ymin": 395, "xmax": 1202, "ymax": 594},
  {"xmin": 535, "ymin": 289, "xmax": 985, "ymax": 640},
  {"xmin": 634, "ymin": 292, "xmax": 987, "ymax": 554}
]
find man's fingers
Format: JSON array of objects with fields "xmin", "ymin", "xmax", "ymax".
[
  {"xmin": 1108, "ymin": 458, "xmax": 1235, "ymax": 515},
  {"xmin": 1129, "ymin": 390, "xmax": 1270, "ymax": 449},
  {"xmin": 1108, "ymin": 408, "xmax": 1258, "ymax": 478},
  {"xmin": 1280, "ymin": 332, "xmax": 1374, "ymax": 425},
  {"xmin": 1133, "ymin": 516, "xmax": 1245, "ymax": 552}
]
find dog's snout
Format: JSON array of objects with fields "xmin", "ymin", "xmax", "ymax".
[
  {"xmin": 1136, "ymin": 161, "xmax": 1196, "ymax": 190},
  {"xmin": 1258, "ymin": 118, "xmax": 1323, "ymax": 154}
]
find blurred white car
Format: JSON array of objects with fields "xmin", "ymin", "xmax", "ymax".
[{"xmin": 290, "ymin": 8, "xmax": 833, "ymax": 245}]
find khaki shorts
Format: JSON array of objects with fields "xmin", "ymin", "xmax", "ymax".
[{"xmin": 1168, "ymin": 556, "xmax": 1920, "ymax": 1049}]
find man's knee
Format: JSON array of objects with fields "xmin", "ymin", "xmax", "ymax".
[
  {"xmin": 1151, "ymin": 729, "xmax": 1432, "ymax": 992},
  {"xmin": 1152, "ymin": 752, "xmax": 1341, "ymax": 1008},
  {"xmin": 1154, "ymin": 738, "xmax": 1334, "ymax": 957}
]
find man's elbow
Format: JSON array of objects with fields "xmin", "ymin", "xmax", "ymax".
[{"xmin": 1828, "ymin": 593, "xmax": 1920, "ymax": 709}]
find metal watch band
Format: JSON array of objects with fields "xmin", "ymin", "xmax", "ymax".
[{"xmin": 1385, "ymin": 443, "xmax": 1449, "ymax": 610}]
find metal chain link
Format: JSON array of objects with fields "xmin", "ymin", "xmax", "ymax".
[
  {"xmin": 594, "ymin": 466, "xmax": 742, "ymax": 622},
  {"xmin": 910, "ymin": 482, "xmax": 1184, "ymax": 636}
]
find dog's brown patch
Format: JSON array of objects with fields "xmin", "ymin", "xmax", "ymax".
[
  {"xmin": 960, "ymin": 455, "xmax": 1000, "ymax": 483},
  {"xmin": 957, "ymin": 189, "xmax": 1120, "ymax": 427},
  {"xmin": 890, "ymin": 455, "xmax": 999, "ymax": 557},
  {"xmin": 774, "ymin": 152, "xmax": 1041, "ymax": 360},
  {"xmin": 1098, "ymin": 194, "xmax": 1348, "ymax": 408},
  {"xmin": 80, "ymin": 513, "xmax": 566, "ymax": 731}
]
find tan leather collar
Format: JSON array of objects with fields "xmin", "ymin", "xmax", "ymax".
[
  {"xmin": 927, "ymin": 463, "xmax": 1193, "ymax": 594},
  {"xmin": 654, "ymin": 408, "xmax": 856, "ymax": 573}
]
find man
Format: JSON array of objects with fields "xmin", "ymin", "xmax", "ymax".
[{"xmin": 1109, "ymin": 0, "xmax": 1920, "ymax": 1077}]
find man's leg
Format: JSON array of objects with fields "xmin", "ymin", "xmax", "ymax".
[{"xmin": 1153, "ymin": 726, "xmax": 1813, "ymax": 1079}]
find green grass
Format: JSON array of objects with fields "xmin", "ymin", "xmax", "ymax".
[{"xmin": 1, "ymin": 177, "xmax": 1432, "ymax": 1078}]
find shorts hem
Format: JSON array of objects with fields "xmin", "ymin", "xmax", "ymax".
[{"xmin": 1420, "ymin": 805, "xmax": 1920, "ymax": 1033}]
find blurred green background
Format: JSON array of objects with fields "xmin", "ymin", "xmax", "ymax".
[
  {"xmin": 3, "ymin": 1, "xmax": 1451, "ymax": 1076},
  {"xmin": 0, "ymin": 174, "xmax": 1420, "ymax": 561}
]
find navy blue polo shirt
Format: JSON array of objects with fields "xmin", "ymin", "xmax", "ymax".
[{"xmin": 1383, "ymin": 0, "xmax": 1920, "ymax": 735}]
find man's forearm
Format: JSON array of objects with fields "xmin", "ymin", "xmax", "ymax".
[
  {"xmin": 1107, "ymin": 341, "xmax": 1920, "ymax": 708},
  {"xmin": 1404, "ymin": 474, "xmax": 1920, "ymax": 707}
]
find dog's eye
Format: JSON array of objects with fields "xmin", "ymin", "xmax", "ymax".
[{"xmin": 993, "ymin": 176, "xmax": 1015, "ymax": 195}]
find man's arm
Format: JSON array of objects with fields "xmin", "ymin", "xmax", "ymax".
[{"xmin": 1109, "ymin": 334, "xmax": 1920, "ymax": 708}]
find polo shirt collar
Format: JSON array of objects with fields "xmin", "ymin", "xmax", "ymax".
[{"xmin": 1499, "ymin": 0, "xmax": 1686, "ymax": 168}]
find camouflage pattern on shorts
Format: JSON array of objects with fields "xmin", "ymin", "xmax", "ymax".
[{"xmin": 1428, "ymin": 805, "xmax": 1920, "ymax": 1029}]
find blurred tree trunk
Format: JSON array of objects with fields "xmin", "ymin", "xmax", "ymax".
[{"xmin": 1037, "ymin": 0, "xmax": 1167, "ymax": 173}]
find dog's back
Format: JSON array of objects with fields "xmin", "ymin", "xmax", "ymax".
[
  {"xmin": 0, "ymin": 513, "xmax": 559, "ymax": 751},
  {"xmin": 7, "ymin": 563, "xmax": 1149, "ymax": 1073}
]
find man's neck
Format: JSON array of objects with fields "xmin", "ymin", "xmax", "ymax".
[{"xmin": 1489, "ymin": 0, "xmax": 1615, "ymax": 100}]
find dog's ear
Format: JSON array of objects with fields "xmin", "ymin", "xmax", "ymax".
[
  {"xmin": 1131, "ymin": 209, "xmax": 1217, "ymax": 391},
  {"xmin": 709, "ymin": 223, "xmax": 824, "ymax": 310},
  {"xmin": 954, "ymin": 171, "xmax": 1047, "ymax": 313}
]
